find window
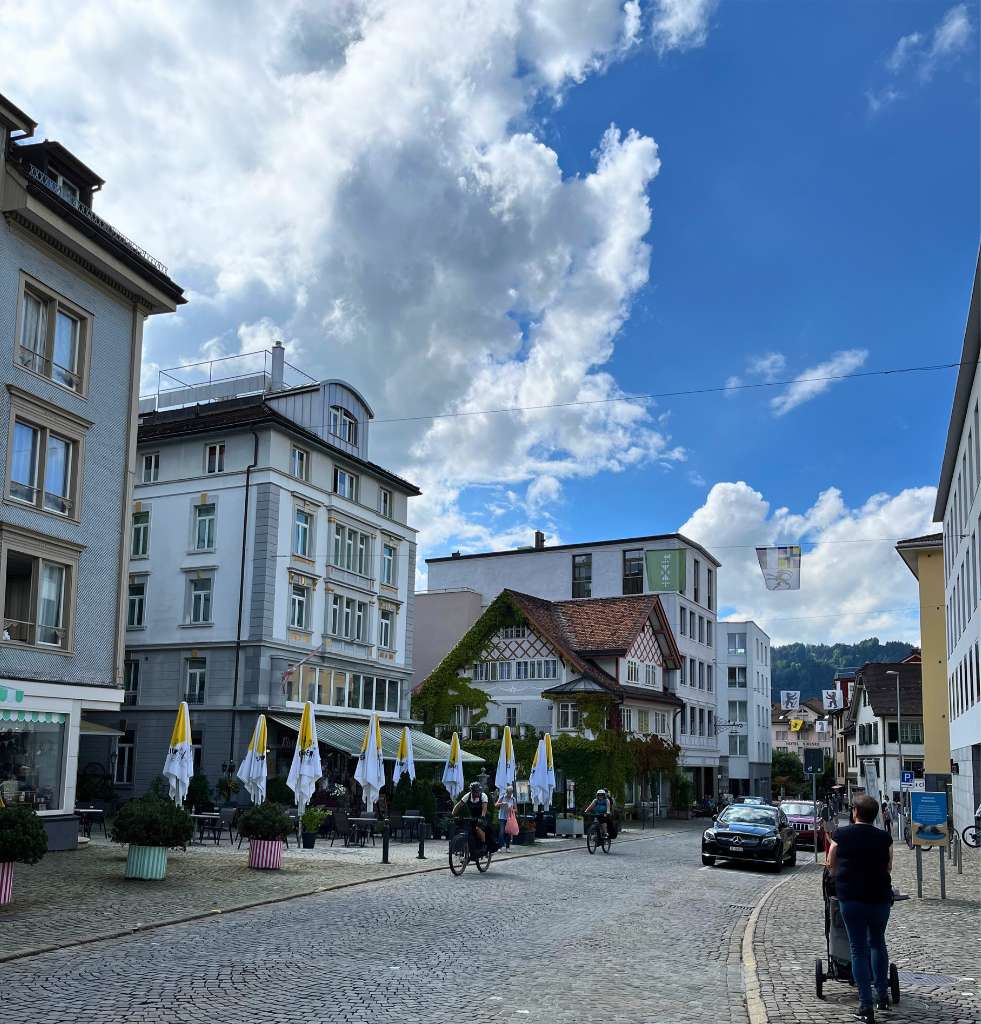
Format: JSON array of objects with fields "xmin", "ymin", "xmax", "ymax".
[
  {"xmin": 330, "ymin": 594, "xmax": 369, "ymax": 642},
  {"xmin": 706, "ymin": 665, "xmax": 713, "ymax": 692},
  {"xmin": 679, "ymin": 605, "xmax": 686, "ymax": 636},
  {"xmin": 572, "ymin": 554, "xmax": 591, "ymax": 598},
  {"xmin": 141, "ymin": 452, "xmax": 159, "ymax": 483},
  {"xmin": 382, "ymin": 543, "xmax": 396, "ymax": 585},
  {"xmin": 193, "ymin": 503, "xmax": 216, "ymax": 551},
  {"xmin": 378, "ymin": 607, "xmax": 394, "ymax": 649},
  {"xmin": 679, "ymin": 660, "xmax": 686, "ymax": 685},
  {"xmin": 693, "ymin": 559, "xmax": 700, "ymax": 603},
  {"xmin": 185, "ymin": 658, "xmax": 207, "ymax": 704},
  {"xmin": 205, "ymin": 442, "xmax": 225, "ymax": 474},
  {"xmin": 706, "ymin": 621, "xmax": 713, "ymax": 647},
  {"xmin": 558, "ymin": 703, "xmax": 581, "ymax": 730},
  {"xmin": 689, "ymin": 658, "xmax": 696, "ymax": 687},
  {"xmin": 680, "ymin": 704, "xmax": 688, "ymax": 734},
  {"xmin": 8, "ymin": 410, "xmax": 80, "ymax": 518},
  {"xmin": 289, "ymin": 582, "xmax": 310, "ymax": 630},
  {"xmin": 626, "ymin": 660, "xmax": 640, "ymax": 683},
  {"xmin": 621, "ymin": 707, "xmax": 635, "ymax": 733},
  {"xmin": 293, "ymin": 509, "xmax": 313, "ymax": 558},
  {"xmin": 333, "ymin": 467, "xmax": 358, "ymax": 501},
  {"xmin": 689, "ymin": 610, "xmax": 696, "ymax": 638},
  {"xmin": 127, "ymin": 576, "xmax": 146, "ymax": 628},
  {"xmin": 887, "ymin": 721, "xmax": 924, "ymax": 744},
  {"xmin": 698, "ymin": 616, "xmax": 705, "ymax": 643},
  {"xmin": 728, "ymin": 700, "xmax": 748, "ymax": 723},
  {"xmin": 515, "ymin": 659, "xmax": 558, "ymax": 679},
  {"xmin": 707, "ymin": 568, "xmax": 714, "ymax": 610},
  {"xmin": 1, "ymin": 530, "xmax": 77, "ymax": 650},
  {"xmin": 698, "ymin": 662, "xmax": 705, "ymax": 689},
  {"xmin": 473, "ymin": 661, "xmax": 513, "ymax": 682},
  {"xmin": 729, "ymin": 734, "xmax": 748, "ymax": 756},
  {"xmin": 689, "ymin": 706, "xmax": 697, "ymax": 734},
  {"xmin": 123, "ymin": 660, "xmax": 140, "ymax": 705},
  {"xmin": 188, "ymin": 576, "xmax": 213, "ymax": 624},
  {"xmin": 728, "ymin": 666, "xmax": 746, "ymax": 688},
  {"xmin": 16, "ymin": 277, "xmax": 89, "ymax": 393},
  {"xmin": 727, "ymin": 632, "xmax": 747, "ymax": 654},
  {"xmin": 131, "ymin": 509, "xmax": 150, "ymax": 558},
  {"xmin": 638, "ymin": 710, "xmax": 650, "ymax": 734},
  {"xmin": 698, "ymin": 708, "xmax": 705, "ymax": 736},
  {"xmin": 329, "ymin": 406, "xmax": 358, "ymax": 445},
  {"xmin": 379, "ymin": 488, "xmax": 393, "ymax": 519},
  {"xmin": 622, "ymin": 548, "xmax": 644, "ymax": 594},
  {"xmin": 505, "ymin": 706, "xmax": 518, "ymax": 728},
  {"xmin": 502, "ymin": 625, "xmax": 527, "ymax": 639},
  {"xmin": 115, "ymin": 730, "xmax": 135, "ymax": 784},
  {"xmin": 332, "ymin": 524, "xmax": 372, "ymax": 576},
  {"xmin": 644, "ymin": 663, "xmax": 656, "ymax": 686},
  {"xmin": 290, "ymin": 446, "xmax": 309, "ymax": 480}
]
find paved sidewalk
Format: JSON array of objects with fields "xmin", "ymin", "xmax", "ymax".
[{"xmin": 754, "ymin": 842, "xmax": 981, "ymax": 1024}]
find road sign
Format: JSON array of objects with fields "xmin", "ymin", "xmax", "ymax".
[
  {"xmin": 901, "ymin": 770, "xmax": 914, "ymax": 785},
  {"xmin": 910, "ymin": 791, "xmax": 948, "ymax": 847},
  {"xmin": 901, "ymin": 776, "xmax": 925, "ymax": 792},
  {"xmin": 804, "ymin": 748, "xmax": 824, "ymax": 775}
]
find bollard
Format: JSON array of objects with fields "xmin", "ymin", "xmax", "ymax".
[
  {"xmin": 382, "ymin": 820, "xmax": 390, "ymax": 865},
  {"xmin": 416, "ymin": 822, "xmax": 427, "ymax": 860},
  {"xmin": 939, "ymin": 840, "xmax": 946, "ymax": 899}
]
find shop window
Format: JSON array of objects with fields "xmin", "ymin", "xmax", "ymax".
[{"xmin": 0, "ymin": 711, "xmax": 66, "ymax": 809}]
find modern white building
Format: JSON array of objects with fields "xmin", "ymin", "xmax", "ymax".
[
  {"xmin": 934, "ymin": 253, "xmax": 981, "ymax": 834},
  {"xmin": 715, "ymin": 621, "xmax": 772, "ymax": 798},
  {"xmin": 422, "ymin": 532, "xmax": 724, "ymax": 800}
]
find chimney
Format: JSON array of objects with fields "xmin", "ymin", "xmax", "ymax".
[
  {"xmin": 534, "ymin": 530, "xmax": 545, "ymax": 550},
  {"xmin": 270, "ymin": 341, "xmax": 285, "ymax": 391},
  {"xmin": 451, "ymin": 551, "xmax": 461, "ymax": 558}
]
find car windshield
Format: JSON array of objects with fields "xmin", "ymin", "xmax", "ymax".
[
  {"xmin": 719, "ymin": 807, "xmax": 778, "ymax": 826},
  {"xmin": 782, "ymin": 803, "xmax": 816, "ymax": 816}
]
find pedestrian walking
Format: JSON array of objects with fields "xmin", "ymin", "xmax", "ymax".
[
  {"xmin": 496, "ymin": 784, "xmax": 518, "ymax": 850},
  {"xmin": 826, "ymin": 794, "xmax": 894, "ymax": 1022}
]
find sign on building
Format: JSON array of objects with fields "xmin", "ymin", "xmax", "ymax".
[
  {"xmin": 814, "ymin": 720, "xmax": 829, "ymax": 733},
  {"xmin": 822, "ymin": 688, "xmax": 841, "ymax": 711},
  {"xmin": 645, "ymin": 549, "xmax": 686, "ymax": 593},
  {"xmin": 910, "ymin": 791, "xmax": 948, "ymax": 847},
  {"xmin": 756, "ymin": 545, "xmax": 801, "ymax": 590},
  {"xmin": 780, "ymin": 690, "xmax": 801, "ymax": 711}
]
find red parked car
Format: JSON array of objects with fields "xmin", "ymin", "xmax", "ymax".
[{"xmin": 780, "ymin": 800, "xmax": 828, "ymax": 850}]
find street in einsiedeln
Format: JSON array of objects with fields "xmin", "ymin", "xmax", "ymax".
[{"xmin": 1, "ymin": 825, "xmax": 977, "ymax": 1024}]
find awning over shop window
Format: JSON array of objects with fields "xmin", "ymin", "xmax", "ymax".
[
  {"xmin": 80, "ymin": 719, "xmax": 125, "ymax": 737},
  {"xmin": 269, "ymin": 714, "xmax": 483, "ymax": 764},
  {"xmin": 0, "ymin": 709, "xmax": 65, "ymax": 724}
]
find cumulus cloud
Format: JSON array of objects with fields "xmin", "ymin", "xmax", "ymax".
[
  {"xmin": 680, "ymin": 481, "xmax": 938, "ymax": 644},
  {"xmin": 770, "ymin": 349, "xmax": 868, "ymax": 417},
  {"xmin": 0, "ymin": 1, "xmax": 708, "ymax": 562}
]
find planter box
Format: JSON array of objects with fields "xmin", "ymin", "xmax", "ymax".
[
  {"xmin": 556, "ymin": 818, "xmax": 584, "ymax": 838},
  {"xmin": 125, "ymin": 845, "xmax": 168, "ymax": 880},
  {"xmin": 248, "ymin": 838, "xmax": 284, "ymax": 870},
  {"xmin": 301, "ymin": 832, "xmax": 317, "ymax": 850},
  {"xmin": 0, "ymin": 861, "xmax": 13, "ymax": 904}
]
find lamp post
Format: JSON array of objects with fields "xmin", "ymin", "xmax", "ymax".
[{"xmin": 886, "ymin": 670, "xmax": 902, "ymax": 841}]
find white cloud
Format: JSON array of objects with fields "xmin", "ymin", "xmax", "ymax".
[
  {"xmin": 866, "ymin": 86, "xmax": 903, "ymax": 114},
  {"xmin": 770, "ymin": 348, "xmax": 867, "ymax": 417},
  {"xmin": 924, "ymin": 3, "xmax": 972, "ymax": 78},
  {"xmin": 886, "ymin": 32, "xmax": 922, "ymax": 73},
  {"xmin": 747, "ymin": 351, "xmax": 786, "ymax": 382},
  {"xmin": 680, "ymin": 481, "xmax": 938, "ymax": 644},
  {"xmin": 0, "ymin": 1, "xmax": 710, "ymax": 562}
]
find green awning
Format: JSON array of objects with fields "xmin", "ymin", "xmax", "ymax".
[
  {"xmin": 0, "ymin": 709, "xmax": 65, "ymax": 723},
  {"xmin": 269, "ymin": 714, "xmax": 483, "ymax": 764}
]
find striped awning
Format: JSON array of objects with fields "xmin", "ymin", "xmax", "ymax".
[
  {"xmin": 0, "ymin": 709, "xmax": 65, "ymax": 724},
  {"xmin": 269, "ymin": 714, "xmax": 483, "ymax": 764}
]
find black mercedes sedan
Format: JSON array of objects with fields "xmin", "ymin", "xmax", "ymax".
[{"xmin": 701, "ymin": 804, "xmax": 796, "ymax": 871}]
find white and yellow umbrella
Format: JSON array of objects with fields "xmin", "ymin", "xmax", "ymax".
[
  {"xmin": 162, "ymin": 701, "xmax": 193, "ymax": 806},
  {"xmin": 355, "ymin": 713, "xmax": 386, "ymax": 811},
  {"xmin": 286, "ymin": 701, "xmax": 322, "ymax": 816},
  {"xmin": 529, "ymin": 733, "xmax": 556, "ymax": 809},
  {"xmin": 236, "ymin": 714, "xmax": 268, "ymax": 804},
  {"xmin": 441, "ymin": 731, "xmax": 464, "ymax": 799},
  {"xmin": 393, "ymin": 725, "xmax": 416, "ymax": 786},
  {"xmin": 544, "ymin": 732, "xmax": 556, "ymax": 804},
  {"xmin": 495, "ymin": 725, "xmax": 516, "ymax": 792}
]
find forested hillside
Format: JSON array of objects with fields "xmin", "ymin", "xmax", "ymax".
[{"xmin": 770, "ymin": 637, "xmax": 916, "ymax": 704}]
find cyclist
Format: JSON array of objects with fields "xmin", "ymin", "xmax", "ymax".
[
  {"xmin": 452, "ymin": 781, "xmax": 489, "ymax": 855},
  {"xmin": 585, "ymin": 788, "xmax": 614, "ymax": 838}
]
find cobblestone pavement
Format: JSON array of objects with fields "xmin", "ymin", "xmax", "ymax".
[
  {"xmin": 2, "ymin": 824, "xmax": 788, "ymax": 1024},
  {"xmin": 754, "ymin": 841, "xmax": 981, "ymax": 1024}
]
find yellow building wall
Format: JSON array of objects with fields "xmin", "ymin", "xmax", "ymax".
[{"xmin": 916, "ymin": 548, "xmax": 950, "ymax": 776}]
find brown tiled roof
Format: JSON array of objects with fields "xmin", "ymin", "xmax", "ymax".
[{"xmin": 855, "ymin": 662, "xmax": 923, "ymax": 718}]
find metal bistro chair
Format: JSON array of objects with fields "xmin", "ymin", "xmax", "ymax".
[
  {"xmin": 388, "ymin": 810, "xmax": 403, "ymax": 841},
  {"xmin": 329, "ymin": 809, "xmax": 354, "ymax": 847},
  {"xmin": 204, "ymin": 807, "xmax": 236, "ymax": 845}
]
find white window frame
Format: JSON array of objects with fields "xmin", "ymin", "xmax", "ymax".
[
  {"xmin": 620, "ymin": 707, "xmax": 635, "ymax": 733},
  {"xmin": 293, "ymin": 508, "xmax": 313, "ymax": 559},
  {"xmin": 115, "ymin": 731, "xmax": 135, "ymax": 784},
  {"xmin": 558, "ymin": 702, "xmax": 581, "ymax": 731},
  {"xmin": 193, "ymin": 502, "xmax": 216, "ymax": 552},
  {"xmin": 333, "ymin": 467, "xmax": 358, "ymax": 501},
  {"xmin": 185, "ymin": 658, "xmax": 207, "ymax": 704},
  {"xmin": 204, "ymin": 442, "xmax": 225, "ymax": 474},
  {"xmin": 378, "ymin": 487, "xmax": 393, "ymax": 518},
  {"xmin": 123, "ymin": 659, "xmax": 140, "ymax": 704},
  {"xmin": 141, "ymin": 452, "xmax": 159, "ymax": 483},
  {"xmin": 378, "ymin": 607, "xmax": 394, "ymax": 649},
  {"xmin": 381, "ymin": 543, "xmax": 396, "ymax": 586},
  {"xmin": 186, "ymin": 574, "xmax": 214, "ymax": 625},
  {"xmin": 15, "ymin": 273, "xmax": 91, "ymax": 396},
  {"xmin": 329, "ymin": 406, "xmax": 358, "ymax": 445},
  {"xmin": 131, "ymin": 508, "xmax": 150, "ymax": 559},
  {"xmin": 290, "ymin": 445, "xmax": 309, "ymax": 481},
  {"xmin": 127, "ymin": 575, "xmax": 147, "ymax": 630},
  {"xmin": 289, "ymin": 582, "xmax": 310, "ymax": 631},
  {"xmin": 626, "ymin": 660, "xmax": 640, "ymax": 683}
]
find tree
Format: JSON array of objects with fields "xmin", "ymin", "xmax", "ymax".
[{"xmin": 771, "ymin": 750, "xmax": 805, "ymax": 796}]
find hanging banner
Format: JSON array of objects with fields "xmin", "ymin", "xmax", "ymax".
[
  {"xmin": 814, "ymin": 720, "xmax": 829, "ymax": 733},
  {"xmin": 780, "ymin": 690, "xmax": 801, "ymax": 711},
  {"xmin": 645, "ymin": 549, "xmax": 686, "ymax": 593},
  {"xmin": 756, "ymin": 545, "xmax": 801, "ymax": 591},
  {"xmin": 789, "ymin": 719, "xmax": 804, "ymax": 733},
  {"xmin": 863, "ymin": 760, "xmax": 879, "ymax": 798},
  {"xmin": 822, "ymin": 688, "xmax": 842, "ymax": 711}
]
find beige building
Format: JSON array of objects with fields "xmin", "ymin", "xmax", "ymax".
[{"xmin": 771, "ymin": 698, "xmax": 834, "ymax": 763}]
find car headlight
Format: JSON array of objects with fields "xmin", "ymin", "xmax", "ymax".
[
  {"xmin": 703, "ymin": 830, "xmax": 715, "ymax": 842},
  {"xmin": 761, "ymin": 836, "xmax": 779, "ymax": 846}
]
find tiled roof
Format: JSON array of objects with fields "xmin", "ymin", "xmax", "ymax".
[
  {"xmin": 895, "ymin": 533, "xmax": 943, "ymax": 547},
  {"xmin": 855, "ymin": 662, "xmax": 923, "ymax": 718}
]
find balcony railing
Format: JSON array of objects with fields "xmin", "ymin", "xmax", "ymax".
[
  {"xmin": 18, "ymin": 344, "xmax": 82, "ymax": 392},
  {"xmin": 2, "ymin": 617, "xmax": 66, "ymax": 648},
  {"xmin": 26, "ymin": 164, "xmax": 168, "ymax": 275}
]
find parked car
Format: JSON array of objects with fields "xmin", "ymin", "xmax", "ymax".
[
  {"xmin": 779, "ymin": 800, "xmax": 828, "ymax": 850},
  {"xmin": 701, "ymin": 804, "xmax": 796, "ymax": 872},
  {"xmin": 735, "ymin": 796, "xmax": 768, "ymax": 805}
]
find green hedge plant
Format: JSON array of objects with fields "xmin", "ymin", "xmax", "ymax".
[
  {"xmin": 300, "ymin": 807, "xmax": 327, "ymax": 833},
  {"xmin": 0, "ymin": 805, "xmax": 48, "ymax": 864},
  {"xmin": 237, "ymin": 802, "xmax": 292, "ymax": 841},
  {"xmin": 110, "ymin": 796, "xmax": 194, "ymax": 848}
]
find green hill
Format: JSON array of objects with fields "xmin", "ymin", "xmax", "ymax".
[{"xmin": 770, "ymin": 637, "xmax": 916, "ymax": 705}]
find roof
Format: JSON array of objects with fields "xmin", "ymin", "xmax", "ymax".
[
  {"xmin": 844, "ymin": 662, "xmax": 923, "ymax": 726},
  {"xmin": 896, "ymin": 532, "xmax": 944, "ymax": 578},
  {"xmin": 0, "ymin": 92, "xmax": 36, "ymax": 135},
  {"xmin": 934, "ymin": 251, "xmax": 981, "ymax": 521},
  {"xmin": 16, "ymin": 140, "xmax": 105, "ymax": 189},
  {"xmin": 426, "ymin": 531, "xmax": 722, "ymax": 568},
  {"xmin": 138, "ymin": 394, "xmax": 422, "ymax": 495}
]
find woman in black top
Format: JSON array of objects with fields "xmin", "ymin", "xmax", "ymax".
[{"xmin": 827, "ymin": 794, "xmax": 894, "ymax": 1021}]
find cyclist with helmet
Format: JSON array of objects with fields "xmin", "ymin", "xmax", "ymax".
[
  {"xmin": 452, "ymin": 781, "xmax": 489, "ymax": 854},
  {"xmin": 585, "ymin": 788, "xmax": 615, "ymax": 838}
]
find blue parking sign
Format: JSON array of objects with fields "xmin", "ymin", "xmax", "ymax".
[{"xmin": 901, "ymin": 770, "xmax": 914, "ymax": 785}]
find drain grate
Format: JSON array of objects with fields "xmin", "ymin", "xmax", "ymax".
[{"xmin": 897, "ymin": 971, "xmax": 964, "ymax": 991}]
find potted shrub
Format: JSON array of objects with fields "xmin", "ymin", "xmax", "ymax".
[
  {"xmin": 300, "ymin": 808, "xmax": 326, "ymax": 849},
  {"xmin": 186, "ymin": 772, "xmax": 212, "ymax": 811},
  {"xmin": 237, "ymin": 802, "xmax": 292, "ymax": 869},
  {"xmin": 217, "ymin": 776, "xmax": 241, "ymax": 807},
  {"xmin": 0, "ymin": 805, "xmax": 48, "ymax": 905},
  {"xmin": 110, "ymin": 796, "xmax": 194, "ymax": 880}
]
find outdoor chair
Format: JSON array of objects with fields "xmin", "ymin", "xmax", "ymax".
[
  {"xmin": 388, "ymin": 810, "xmax": 403, "ymax": 840},
  {"xmin": 330, "ymin": 809, "xmax": 354, "ymax": 847},
  {"xmin": 212, "ymin": 807, "xmax": 236, "ymax": 844}
]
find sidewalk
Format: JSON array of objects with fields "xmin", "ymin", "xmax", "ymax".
[{"xmin": 753, "ymin": 842, "xmax": 981, "ymax": 1024}]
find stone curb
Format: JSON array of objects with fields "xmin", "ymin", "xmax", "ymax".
[{"xmin": 1, "ymin": 830, "xmax": 671, "ymax": 965}]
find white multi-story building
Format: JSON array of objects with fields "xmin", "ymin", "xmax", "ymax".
[
  {"xmin": 422, "ymin": 532, "xmax": 724, "ymax": 800},
  {"xmin": 716, "ymin": 621, "xmax": 772, "ymax": 799},
  {"xmin": 935, "ymin": 254, "xmax": 981, "ymax": 834}
]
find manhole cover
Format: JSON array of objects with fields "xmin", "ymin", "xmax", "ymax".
[{"xmin": 897, "ymin": 971, "xmax": 962, "ymax": 990}]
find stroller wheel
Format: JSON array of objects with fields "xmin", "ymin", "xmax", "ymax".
[
  {"xmin": 815, "ymin": 958, "xmax": 824, "ymax": 999},
  {"xmin": 889, "ymin": 963, "xmax": 900, "ymax": 1005}
]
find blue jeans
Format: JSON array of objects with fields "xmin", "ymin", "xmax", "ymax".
[
  {"xmin": 498, "ymin": 817, "xmax": 510, "ymax": 849},
  {"xmin": 838, "ymin": 899, "xmax": 891, "ymax": 1007}
]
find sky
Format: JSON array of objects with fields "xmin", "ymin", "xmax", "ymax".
[{"xmin": 1, "ymin": 0, "xmax": 977, "ymax": 644}]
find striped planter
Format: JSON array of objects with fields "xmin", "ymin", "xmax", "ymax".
[
  {"xmin": 125, "ymin": 845, "xmax": 168, "ymax": 880},
  {"xmin": 0, "ymin": 861, "xmax": 13, "ymax": 905},
  {"xmin": 248, "ymin": 838, "xmax": 283, "ymax": 870}
]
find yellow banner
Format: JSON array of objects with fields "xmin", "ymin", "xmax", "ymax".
[{"xmin": 789, "ymin": 719, "xmax": 804, "ymax": 733}]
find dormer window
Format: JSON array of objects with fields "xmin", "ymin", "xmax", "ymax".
[
  {"xmin": 51, "ymin": 172, "xmax": 80, "ymax": 205},
  {"xmin": 329, "ymin": 406, "xmax": 358, "ymax": 446}
]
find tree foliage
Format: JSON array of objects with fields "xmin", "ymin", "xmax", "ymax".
[
  {"xmin": 771, "ymin": 637, "xmax": 915, "ymax": 704},
  {"xmin": 0, "ymin": 805, "xmax": 48, "ymax": 864}
]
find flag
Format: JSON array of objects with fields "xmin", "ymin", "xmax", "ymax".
[
  {"xmin": 529, "ymin": 736, "xmax": 555, "ymax": 809},
  {"xmin": 822, "ymin": 688, "xmax": 841, "ymax": 711},
  {"xmin": 355, "ymin": 714, "xmax": 386, "ymax": 811},
  {"xmin": 495, "ymin": 725, "xmax": 516, "ymax": 792},
  {"xmin": 442, "ymin": 731, "xmax": 464, "ymax": 799},
  {"xmin": 780, "ymin": 690, "xmax": 801, "ymax": 711},
  {"xmin": 286, "ymin": 701, "xmax": 322, "ymax": 816},
  {"xmin": 814, "ymin": 720, "xmax": 829, "ymax": 733},
  {"xmin": 162, "ymin": 702, "xmax": 193, "ymax": 806},
  {"xmin": 236, "ymin": 714, "xmax": 268, "ymax": 804},
  {"xmin": 789, "ymin": 719, "xmax": 804, "ymax": 733},
  {"xmin": 393, "ymin": 725, "xmax": 416, "ymax": 786},
  {"xmin": 756, "ymin": 546, "xmax": 801, "ymax": 591}
]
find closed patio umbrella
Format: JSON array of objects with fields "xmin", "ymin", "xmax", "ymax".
[
  {"xmin": 236, "ymin": 714, "xmax": 268, "ymax": 804},
  {"xmin": 442, "ymin": 731, "xmax": 464, "ymax": 799},
  {"xmin": 529, "ymin": 735, "xmax": 555, "ymax": 809},
  {"xmin": 354, "ymin": 714, "xmax": 386, "ymax": 811},
  {"xmin": 495, "ymin": 725, "xmax": 516, "ymax": 792},
  {"xmin": 286, "ymin": 701, "xmax": 322, "ymax": 816},
  {"xmin": 393, "ymin": 725, "xmax": 416, "ymax": 786},
  {"xmin": 162, "ymin": 702, "xmax": 193, "ymax": 807}
]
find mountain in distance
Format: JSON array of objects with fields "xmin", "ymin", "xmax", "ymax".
[{"xmin": 770, "ymin": 637, "xmax": 917, "ymax": 705}]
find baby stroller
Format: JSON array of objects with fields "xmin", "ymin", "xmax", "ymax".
[{"xmin": 815, "ymin": 869, "xmax": 904, "ymax": 1005}]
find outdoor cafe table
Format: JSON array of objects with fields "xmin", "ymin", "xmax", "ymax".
[
  {"xmin": 348, "ymin": 816, "xmax": 379, "ymax": 846},
  {"xmin": 189, "ymin": 812, "xmax": 220, "ymax": 845},
  {"xmin": 76, "ymin": 807, "xmax": 105, "ymax": 838},
  {"xmin": 401, "ymin": 814, "xmax": 425, "ymax": 839}
]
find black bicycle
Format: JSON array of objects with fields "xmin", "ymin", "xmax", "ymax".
[
  {"xmin": 963, "ymin": 820, "xmax": 980, "ymax": 848},
  {"xmin": 585, "ymin": 815, "xmax": 612, "ymax": 855},
  {"xmin": 448, "ymin": 818, "xmax": 493, "ymax": 876}
]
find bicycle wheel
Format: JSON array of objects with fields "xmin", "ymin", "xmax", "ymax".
[
  {"xmin": 586, "ymin": 825, "xmax": 598, "ymax": 854},
  {"xmin": 449, "ymin": 833, "xmax": 469, "ymax": 876},
  {"xmin": 601, "ymin": 832, "xmax": 612, "ymax": 854},
  {"xmin": 963, "ymin": 824, "xmax": 980, "ymax": 848},
  {"xmin": 475, "ymin": 847, "xmax": 492, "ymax": 873}
]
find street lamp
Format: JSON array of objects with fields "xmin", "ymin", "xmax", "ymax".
[{"xmin": 886, "ymin": 670, "xmax": 902, "ymax": 840}]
